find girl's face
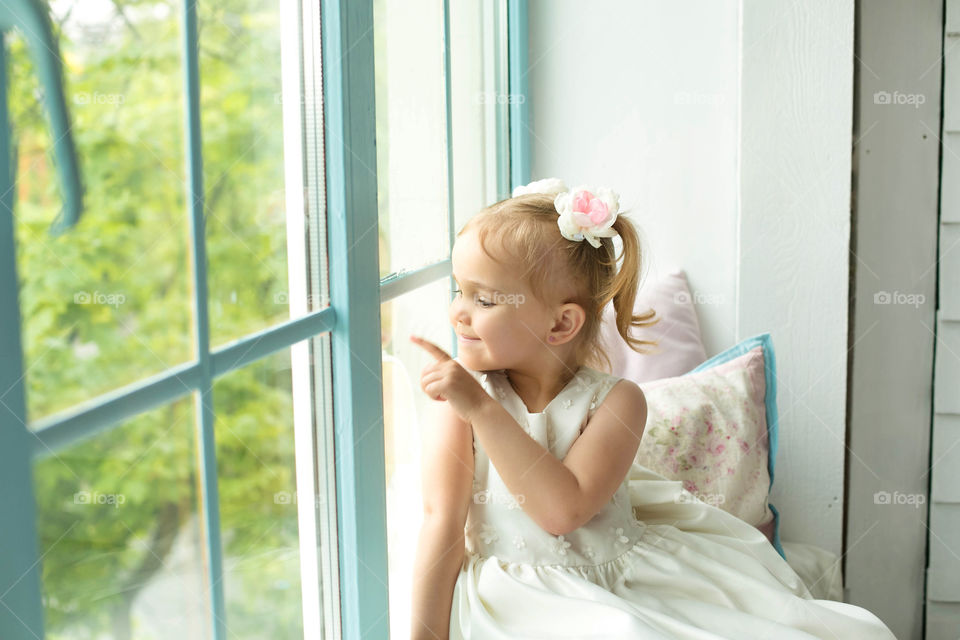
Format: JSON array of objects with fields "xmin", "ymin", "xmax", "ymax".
[{"xmin": 449, "ymin": 230, "xmax": 553, "ymax": 372}]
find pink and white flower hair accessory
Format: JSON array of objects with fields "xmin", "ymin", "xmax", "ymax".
[
  {"xmin": 512, "ymin": 178, "xmax": 621, "ymax": 249},
  {"xmin": 511, "ymin": 177, "xmax": 568, "ymax": 198}
]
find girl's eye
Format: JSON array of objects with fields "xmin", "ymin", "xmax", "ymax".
[{"xmin": 452, "ymin": 287, "xmax": 494, "ymax": 308}]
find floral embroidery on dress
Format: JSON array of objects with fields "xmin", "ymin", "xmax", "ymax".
[
  {"xmin": 611, "ymin": 488, "xmax": 629, "ymax": 511},
  {"xmin": 561, "ymin": 398, "xmax": 573, "ymax": 409},
  {"xmin": 610, "ymin": 527, "xmax": 629, "ymax": 548},
  {"xmin": 513, "ymin": 535, "xmax": 526, "ymax": 550},
  {"xmin": 480, "ymin": 524, "xmax": 499, "ymax": 545},
  {"xmin": 505, "ymin": 493, "xmax": 523, "ymax": 510},
  {"xmin": 583, "ymin": 545, "xmax": 596, "ymax": 560},
  {"xmin": 552, "ymin": 535, "xmax": 572, "ymax": 556}
]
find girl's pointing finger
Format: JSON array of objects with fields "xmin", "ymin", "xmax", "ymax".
[{"xmin": 409, "ymin": 335, "xmax": 453, "ymax": 362}]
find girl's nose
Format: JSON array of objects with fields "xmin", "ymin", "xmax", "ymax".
[{"xmin": 449, "ymin": 296, "xmax": 468, "ymax": 325}]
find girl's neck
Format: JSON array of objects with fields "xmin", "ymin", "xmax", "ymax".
[{"xmin": 504, "ymin": 358, "xmax": 583, "ymax": 414}]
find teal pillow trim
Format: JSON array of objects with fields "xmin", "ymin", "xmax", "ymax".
[{"xmin": 687, "ymin": 333, "xmax": 784, "ymax": 560}]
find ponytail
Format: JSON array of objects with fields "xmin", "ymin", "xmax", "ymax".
[{"xmin": 592, "ymin": 214, "xmax": 659, "ymax": 369}]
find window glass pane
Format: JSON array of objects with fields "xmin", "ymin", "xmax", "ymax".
[
  {"xmin": 199, "ymin": 0, "xmax": 302, "ymax": 347},
  {"xmin": 11, "ymin": 1, "xmax": 193, "ymax": 422},
  {"xmin": 374, "ymin": 0, "xmax": 450, "ymax": 279},
  {"xmin": 213, "ymin": 348, "xmax": 304, "ymax": 637},
  {"xmin": 380, "ymin": 276, "xmax": 454, "ymax": 637},
  {"xmin": 34, "ymin": 398, "xmax": 210, "ymax": 639},
  {"xmin": 449, "ymin": 0, "xmax": 511, "ymax": 230}
]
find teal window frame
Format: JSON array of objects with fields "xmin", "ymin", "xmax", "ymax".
[{"xmin": 0, "ymin": 0, "xmax": 530, "ymax": 638}]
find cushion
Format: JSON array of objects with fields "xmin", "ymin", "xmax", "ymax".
[
  {"xmin": 631, "ymin": 333, "xmax": 785, "ymax": 558},
  {"xmin": 599, "ymin": 269, "xmax": 707, "ymax": 382}
]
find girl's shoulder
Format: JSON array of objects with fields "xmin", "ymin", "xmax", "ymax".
[
  {"xmin": 576, "ymin": 365, "xmax": 624, "ymax": 393},
  {"xmin": 574, "ymin": 366, "xmax": 627, "ymax": 412}
]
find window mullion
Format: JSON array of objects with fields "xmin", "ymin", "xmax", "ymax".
[
  {"xmin": 321, "ymin": 0, "xmax": 389, "ymax": 636},
  {"xmin": 508, "ymin": 0, "xmax": 530, "ymax": 192},
  {"xmin": 180, "ymin": 2, "xmax": 226, "ymax": 639},
  {"xmin": 380, "ymin": 259, "xmax": 451, "ymax": 303},
  {"xmin": 443, "ymin": 0, "xmax": 459, "ymax": 357},
  {"xmin": 0, "ymin": 36, "xmax": 45, "ymax": 640}
]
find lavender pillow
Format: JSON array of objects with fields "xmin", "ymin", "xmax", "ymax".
[{"xmin": 599, "ymin": 269, "xmax": 707, "ymax": 382}]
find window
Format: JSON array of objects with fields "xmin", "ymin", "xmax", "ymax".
[{"xmin": 0, "ymin": 0, "xmax": 526, "ymax": 638}]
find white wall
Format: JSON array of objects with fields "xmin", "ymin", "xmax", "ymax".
[
  {"xmin": 737, "ymin": 0, "xmax": 854, "ymax": 557},
  {"xmin": 528, "ymin": 0, "xmax": 855, "ymax": 556},
  {"xmin": 528, "ymin": 0, "xmax": 740, "ymax": 358}
]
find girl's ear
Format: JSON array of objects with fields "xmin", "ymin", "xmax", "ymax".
[{"xmin": 547, "ymin": 303, "xmax": 586, "ymax": 345}]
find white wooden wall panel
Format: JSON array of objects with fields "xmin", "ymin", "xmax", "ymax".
[
  {"xmin": 949, "ymin": 0, "xmax": 960, "ymax": 32},
  {"xmin": 739, "ymin": 0, "xmax": 854, "ymax": 555},
  {"xmin": 928, "ymin": 504, "xmax": 960, "ymax": 601},
  {"xmin": 941, "ymin": 135, "xmax": 960, "ymax": 223},
  {"xmin": 848, "ymin": 1, "xmax": 941, "ymax": 637},
  {"xmin": 929, "ymin": 1, "xmax": 960, "ymax": 634},
  {"xmin": 932, "ymin": 414, "xmax": 960, "ymax": 503},
  {"xmin": 945, "ymin": 38, "xmax": 960, "ymax": 132},
  {"xmin": 927, "ymin": 602, "xmax": 960, "ymax": 640},
  {"xmin": 940, "ymin": 225, "xmax": 960, "ymax": 318},
  {"xmin": 934, "ymin": 316, "xmax": 960, "ymax": 415}
]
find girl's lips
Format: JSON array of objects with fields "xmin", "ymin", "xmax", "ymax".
[{"xmin": 458, "ymin": 334, "xmax": 480, "ymax": 342}]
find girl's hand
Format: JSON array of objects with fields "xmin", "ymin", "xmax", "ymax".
[{"xmin": 409, "ymin": 335, "xmax": 492, "ymax": 424}]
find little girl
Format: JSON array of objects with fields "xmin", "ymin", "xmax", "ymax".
[{"xmin": 409, "ymin": 178, "xmax": 896, "ymax": 639}]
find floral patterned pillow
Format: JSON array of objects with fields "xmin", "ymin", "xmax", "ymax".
[{"xmin": 632, "ymin": 341, "xmax": 780, "ymax": 551}]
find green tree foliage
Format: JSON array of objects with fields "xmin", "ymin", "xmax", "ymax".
[{"xmin": 11, "ymin": 1, "xmax": 303, "ymax": 637}]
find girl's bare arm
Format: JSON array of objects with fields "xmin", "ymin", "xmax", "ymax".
[
  {"xmin": 411, "ymin": 398, "xmax": 475, "ymax": 640},
  {"xmin": 467, "ymin": 380, "xmax": 646, "ymax": 536}
]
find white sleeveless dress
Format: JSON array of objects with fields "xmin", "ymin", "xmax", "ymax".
[{"xmin": 448, "ymin": 362, "xmax": 896, "ymax": 639}]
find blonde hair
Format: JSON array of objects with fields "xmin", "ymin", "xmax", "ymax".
[{"xmin": 458, "ymin": 192, "xmax": 659, "ymax": 372}]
